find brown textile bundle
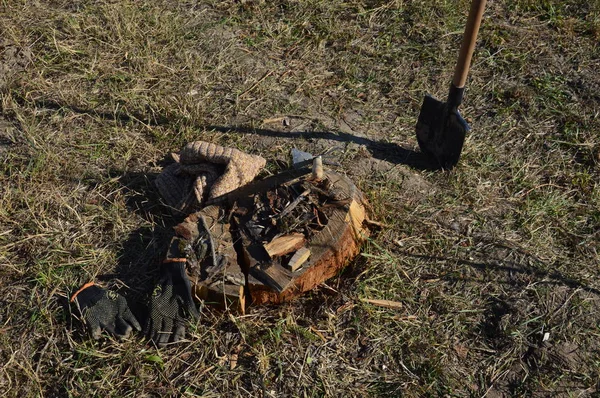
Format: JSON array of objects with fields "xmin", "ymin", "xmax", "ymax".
[{"xmin": 155, "ymin": 141, "xmax": 266, "ymax": 214}]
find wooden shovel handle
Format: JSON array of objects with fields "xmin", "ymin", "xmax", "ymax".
[{"xmin": 452, "ymin": 0, "xmax": 487, "ymax": 88}]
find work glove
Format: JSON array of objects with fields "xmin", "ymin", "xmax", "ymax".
[
  {"xmin": 70, "ymin": 282, "xmax": 142, "ymax": 340},
  {"xmin": 144, "ymin": 260, "xmax": 200, "ymax": 346}
]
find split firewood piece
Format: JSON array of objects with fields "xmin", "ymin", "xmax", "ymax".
[
  {"xmin": 250, "ymin": 263, "xmax": 293, "ymax": 293},
  {"xmin": 263, "ymin": 233, "xmax": 306, "ymax": 258},
  {"xmin": 180, "ymin": 141, "xmax": 266, "ymax": 200},
  {"xmin": 195, "ymin": 283, "xmax": 246, "ymax": 314},
  {"xmin": 286, "ymin": 247, "xmax": 311, "ymax": 272}
]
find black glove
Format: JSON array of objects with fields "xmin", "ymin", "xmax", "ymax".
[
  {"xmin": 144, "ymin": 260, "xmax": 200, "ymax": 346},
  {"xmin": 71, "ymin": 282, "xmax": 141, "ymax": 340}
]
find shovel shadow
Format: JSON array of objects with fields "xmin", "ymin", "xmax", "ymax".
[
  {"xmin": 17, "ymin": 96, "xmax": 440, "ymax": 171},
  {"xmin": 204, "ymin": 124, "xmax": 439, "ymax": 170}
]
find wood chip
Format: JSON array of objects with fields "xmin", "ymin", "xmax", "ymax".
[
  {"xmin": 263, "ymin": 233, "xmax": 306, "ymax": 258},
  {"xmin": 262, "ymin": 116, "xmax": 289, "ymax": 126},
  {"xmin": 361, "ymin": 298, "xmax": 403, "ymax": 309},
  {"xmin": 286, "ymin": 247, "xmax": 310, "ymax": 271},
  {"xmin": 229, "ymin": 352, "xmax": 239, "ymax": 370}
]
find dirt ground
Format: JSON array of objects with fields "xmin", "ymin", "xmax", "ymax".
[{"xmin": 1, "ymin": 0, "xmax": 599, "ymax": 396}]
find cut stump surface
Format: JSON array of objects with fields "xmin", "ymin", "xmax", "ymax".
[{"xmin": 170, "ymin": 168, "xmax": 369, "ymax": 309}]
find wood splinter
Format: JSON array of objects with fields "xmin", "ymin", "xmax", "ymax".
[{"xmin": 360, "ymin": 298, "xmax": 403, "ymax": 310}]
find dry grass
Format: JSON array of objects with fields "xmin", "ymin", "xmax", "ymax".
[{"xmin": 1, "ymin": 0, "xmax": 599, "ymax": 396}]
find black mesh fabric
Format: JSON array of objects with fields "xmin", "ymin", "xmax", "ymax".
[
  {"xmin": 144, "ymin": 262, "xmax": 199, "ymax": 346},
  {"xmin": 72, "ymin": 285, "xmax": 141, "ymax": 339}
]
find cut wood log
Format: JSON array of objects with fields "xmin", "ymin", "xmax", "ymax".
[
  {"xmin": 179, "ymin": 168, "xmax": 368, "ymax": 307},
  {"xmin": 286, "ymin": 247, "xmax": 310, "ymax": 272},
  {"xmin": 237, "ymin": 285, "xmax": 246, "ymax": 315},
  {"xmin": 263, "ymin": 233, "xmax": 306, "ymax": 258}
]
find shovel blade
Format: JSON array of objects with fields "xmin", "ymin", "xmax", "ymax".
[{"xmin": 416, "ymin": 95, "xmax": 470, "ymax": 169}]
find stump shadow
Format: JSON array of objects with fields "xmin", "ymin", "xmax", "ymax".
[{"xmin": 95, "ymin": 170, "xmax": 182, "ymax": 316}]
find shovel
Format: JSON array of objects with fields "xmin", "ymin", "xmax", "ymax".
[{"xmin": 416, "ymin": 0, "xmax": 487, "ymax": 169}]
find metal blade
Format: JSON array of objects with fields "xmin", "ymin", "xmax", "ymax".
[{"xmin": 416, "ymin": 95, "xmax": 470, "ymax": 169}]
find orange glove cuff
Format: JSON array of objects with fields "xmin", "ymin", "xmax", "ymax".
[
  {"xmin": 70, "ymin": 281, "xmax": 95, "ymax": 303},
  {"xmin": 163, "ymin": 258, "xmax": 187, "ymax": 264}
]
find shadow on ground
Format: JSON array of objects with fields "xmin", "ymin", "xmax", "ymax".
[
  {"xmin": 204, "ymin": 124, "xmax": 438, "ymax": 170},
  {"xmin": 96, "ymin": 170, "xmax": 180, "ymax": 315},
  {"xmin": 16, "ymin": 96, "xmax": 441, "ymax": 171},
  {"xmin": 400, "ymin": 251, "xmax": 600, "ymax": 296}
]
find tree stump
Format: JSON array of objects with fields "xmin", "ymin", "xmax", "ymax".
[{"xmin": 170, "ymin": 168, "xmax": 369, "ymax": 310}]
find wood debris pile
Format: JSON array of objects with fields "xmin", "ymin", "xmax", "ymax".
[{"xmin": 233, "ymin": 175, "xmax": 346, "ymax": 265}]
